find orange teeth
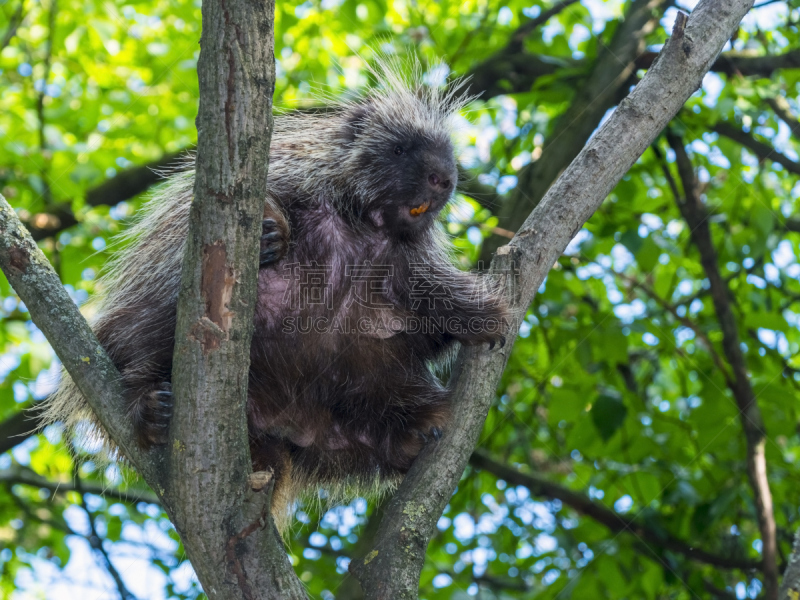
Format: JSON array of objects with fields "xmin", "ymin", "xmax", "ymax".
[{"xmin": 410, "ymin": 200, "xmax": 431, "ymax": 216}]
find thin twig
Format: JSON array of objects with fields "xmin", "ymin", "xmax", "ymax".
[
  {"xmin": 0, "ymin": 463, "xmax": 160, "ymax": 505},
  {"xmin": 711, "ymin": 121, "xmax": 800, "ymax": 176},
  {"xmin": 469, "ymin": 450, "xmax": 760, "ymax": 571},
  {"xmin": 765, "ymin": 95, "xmax": 800, "ymax": 140},
  {"xmin": 74, "ymin": 469, "xmax": 139, "ymax": 600},
  {"xmin": 35, "ymin": 0, "xmax": 57, "ymax": 207},
  {"xmin": 0, "ymin": 1, "xmax": 25, "ymax": 52},
  {"xmin": 510, "ymin": 0, "xmax": 581, "ymax": 48},
  {"xmin": 614, "ymin": 270, "xmax": 735, "ymax": 385}
]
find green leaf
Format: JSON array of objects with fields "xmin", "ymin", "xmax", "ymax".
[
  {"xmin": 590, "ymin": 395, "xmax": 628, "ymax": 441},
  {"xmin": 636, "ymin": 236, "xmax": 660, "ymax": 273}
]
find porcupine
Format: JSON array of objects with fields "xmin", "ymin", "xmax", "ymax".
[{"xmin": 42, "ymin": 58, "xmax": 509, "ymax": 529}]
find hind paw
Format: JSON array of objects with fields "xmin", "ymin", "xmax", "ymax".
[
  {"xmin": 137, "ymin": 382, "xmax": 173, "ymax": 446},
  {"xmin": 260, "ymin": 218, "xmax": 288, "ymax": 267},
  {"xmin": 414, "ymin": 425, "xmax": 444, "ymax": 445}
]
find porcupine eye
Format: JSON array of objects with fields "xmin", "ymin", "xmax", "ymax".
[{"xmin": 394, "ymin": 145, "xmax": 404, "ymax": 155}]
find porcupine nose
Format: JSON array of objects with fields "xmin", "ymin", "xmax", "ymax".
[{"xmin": 428, "ymin": 172, "xmax": 451, "ymax": 191}]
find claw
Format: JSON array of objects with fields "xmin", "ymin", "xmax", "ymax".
[
  {"xmin": 261, "ymin": 231, "xmax": 281, "ymax": 243},
  {"xmin": 430, "ymin": 426, "xmax": 443, "ymax": 441},
  {"xmin": 141, "ymin": 382, "xmax": 174, "ymax": 446},
  {"xmin": 260, "ymin": 219, "xmax": 287, "ymax": 267}
]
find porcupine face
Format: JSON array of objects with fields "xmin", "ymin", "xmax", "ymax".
[{"xmin": 343, "ymin": 101, "xmax": 458, "ymax": 238}]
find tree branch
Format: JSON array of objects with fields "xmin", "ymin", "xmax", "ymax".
[
  {"xmin": 636, "ymin": 47, "xmax": 800, "ymax": 77},
  {"xmin": 469, "ymin": 450, "xmax": 760, "ymax": 571},
  {"xmin": 614, "ymin": 270, "xmax": 735, "ymax": 384},
  {"xmin": 511, "ymin": 0, "xmax": 581, "ymax": 47},
  {"xmin": 463, "ymin": 0, "xmax": 581, "ymax": 85},
  {"xmin": 711, "ymin": 121, "xmax": 800, "ymax": 176},
  {"xmin": 75, "ymin": 470, "xmax": 138, "ymax": 600},
  {"xmin": 25, "ymin": 151, "xmax": 186, "ymax": 241},
  {"xmin": 766, "ymin": 95, "xmax": 800, "ymax": 140},
  {"xmin": 785, "ymin": 217, "xmax": 800, "ymax": 233},
  {"xmin": 0, "ymin": 1, "xmax": 25, "ymax": 53},
  {"xmin": 711, "ymin": 48, "xmax": 800, "ymax": 77},
  {"xmin": 0, "ymin": 463, "xmax": 160, "ymax": 505},
  {"xmin": 467, "ymin": 51, "xmax": 571, "ymax": 101},
  {"xmin": 479, "ymin": 0, "xmax": 669, "ymax": 262},
  {"xmin": 666, "ymin": 132, "xmax": 779, "ymax": 600},
  {"xmin": 780, "ymin": 528, "xmax": 800, "ymax": 600},
  {"xmin": 351, "ymin": 2, "xmax": 756, "ymax": 597},
  {"xmin": 472, "ymin": 45, "xmax": 800, "ymax": 106},
  {"xmin": 0, "ymin": 194, "xmax": 156, "ymax": 483},
  {"xmin": 159, "ymin": 0, "xmax": 305, "ymax": 597},
  {"xmin": 0, "ymin": 403, "xmax": 36, "ymax": 455}
]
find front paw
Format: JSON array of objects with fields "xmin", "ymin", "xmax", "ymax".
[{"xmin": 260, "ymin": 218, "xmax": 288, "ymax": 266}]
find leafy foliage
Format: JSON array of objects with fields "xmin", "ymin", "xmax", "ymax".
[{"xmin": 1, "ymin": 0, "xmax": 799, "ymax": 598}]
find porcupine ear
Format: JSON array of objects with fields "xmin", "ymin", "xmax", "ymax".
[{"xmin": 343, "ymin": 102, "xmax": 374, "ymax": 142}]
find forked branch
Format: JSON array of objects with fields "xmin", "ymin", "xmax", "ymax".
[{"xmin": 351, "ymin": 1, "xmax": 756, "ymax": 598}]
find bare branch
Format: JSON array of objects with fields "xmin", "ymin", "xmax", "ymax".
[
  {"xmin": 765, "ymin": 95, "xmax": 800, "ymax": 140},
  {"xmin": 0, "ymin": 194, "xmax": 157, "ymax": 483},
  {"xmin": 479, "ymin": 0, "xmax": 669, "ymax": 262},
  {"xmin": 0, "ymin": 463, "xmax": 160, "ymax": 505},
  {"xmin": 0, "ymin": 403, "xmax": 36, "ymax": 455},
  {"xmin": 473, "ymin": 45, "xmax": 800, "ymax": 106},
  {"xmin": 469, "ymin": 450, "xmax": 760, "ymax": 571},
  {"xmin": 452, "ymin": 0, "xmax": 579, "ymax": 70},
  {"xmin": 786, "ymin": 217, "xmax": 800, "ymax": 233},
  {"xmin": 711, "ymin": 121, "xmax": 800, "ymax": 176},
  {"xmin": 666, "ymin": 132, "xmax": 779, "ymax": 600},
  {"xmin": 352, "ymin": 2, "xmax": 756, "ymax": 597},
  {"xmin": 636, "ymin": 47, "xmax": 800, "ymax": 77},
  {"xmin": 75, "ymin": 470, "xmax": 138, "ymax": 600},
  {"xmin": 25, "ymin": 152, "xmax": 186, "ymax": 241},
  {"xmin": 510, "ymin": 0, "xmax": 581, "ymax": 48},
  {"xmin": 468, "ymin": 51, "xmax": 570, "ymax": 101},
  {"xmin": 711, "ymin": 48, "xmax": 800, "ymax": 77},
  {"xmin": 614, "ymin": 271, "xmax": 735, "ymax": 384}
]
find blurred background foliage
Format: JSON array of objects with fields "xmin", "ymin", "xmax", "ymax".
[{"xmin": 1, "ymin": 0, "xmax": 799, "ymax": 598}]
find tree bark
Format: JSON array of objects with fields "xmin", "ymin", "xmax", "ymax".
[
  {"xmin": 351, "ymin": 1, "xmax": 755, "ymax": 598},
  {"xmin": 781, "ymin": 528, "xmax": 800, "ymax": 600},
  {"xmin": 0, "ymin": 0, "xmax": 307, "ymax": 594},
  {"xmin": 0, "ymin": 194, "xmax": 157, "ymax": 484},
  {"xmin": 160, "ymin": 0, "xmax": 305, "ymax": 597}
]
